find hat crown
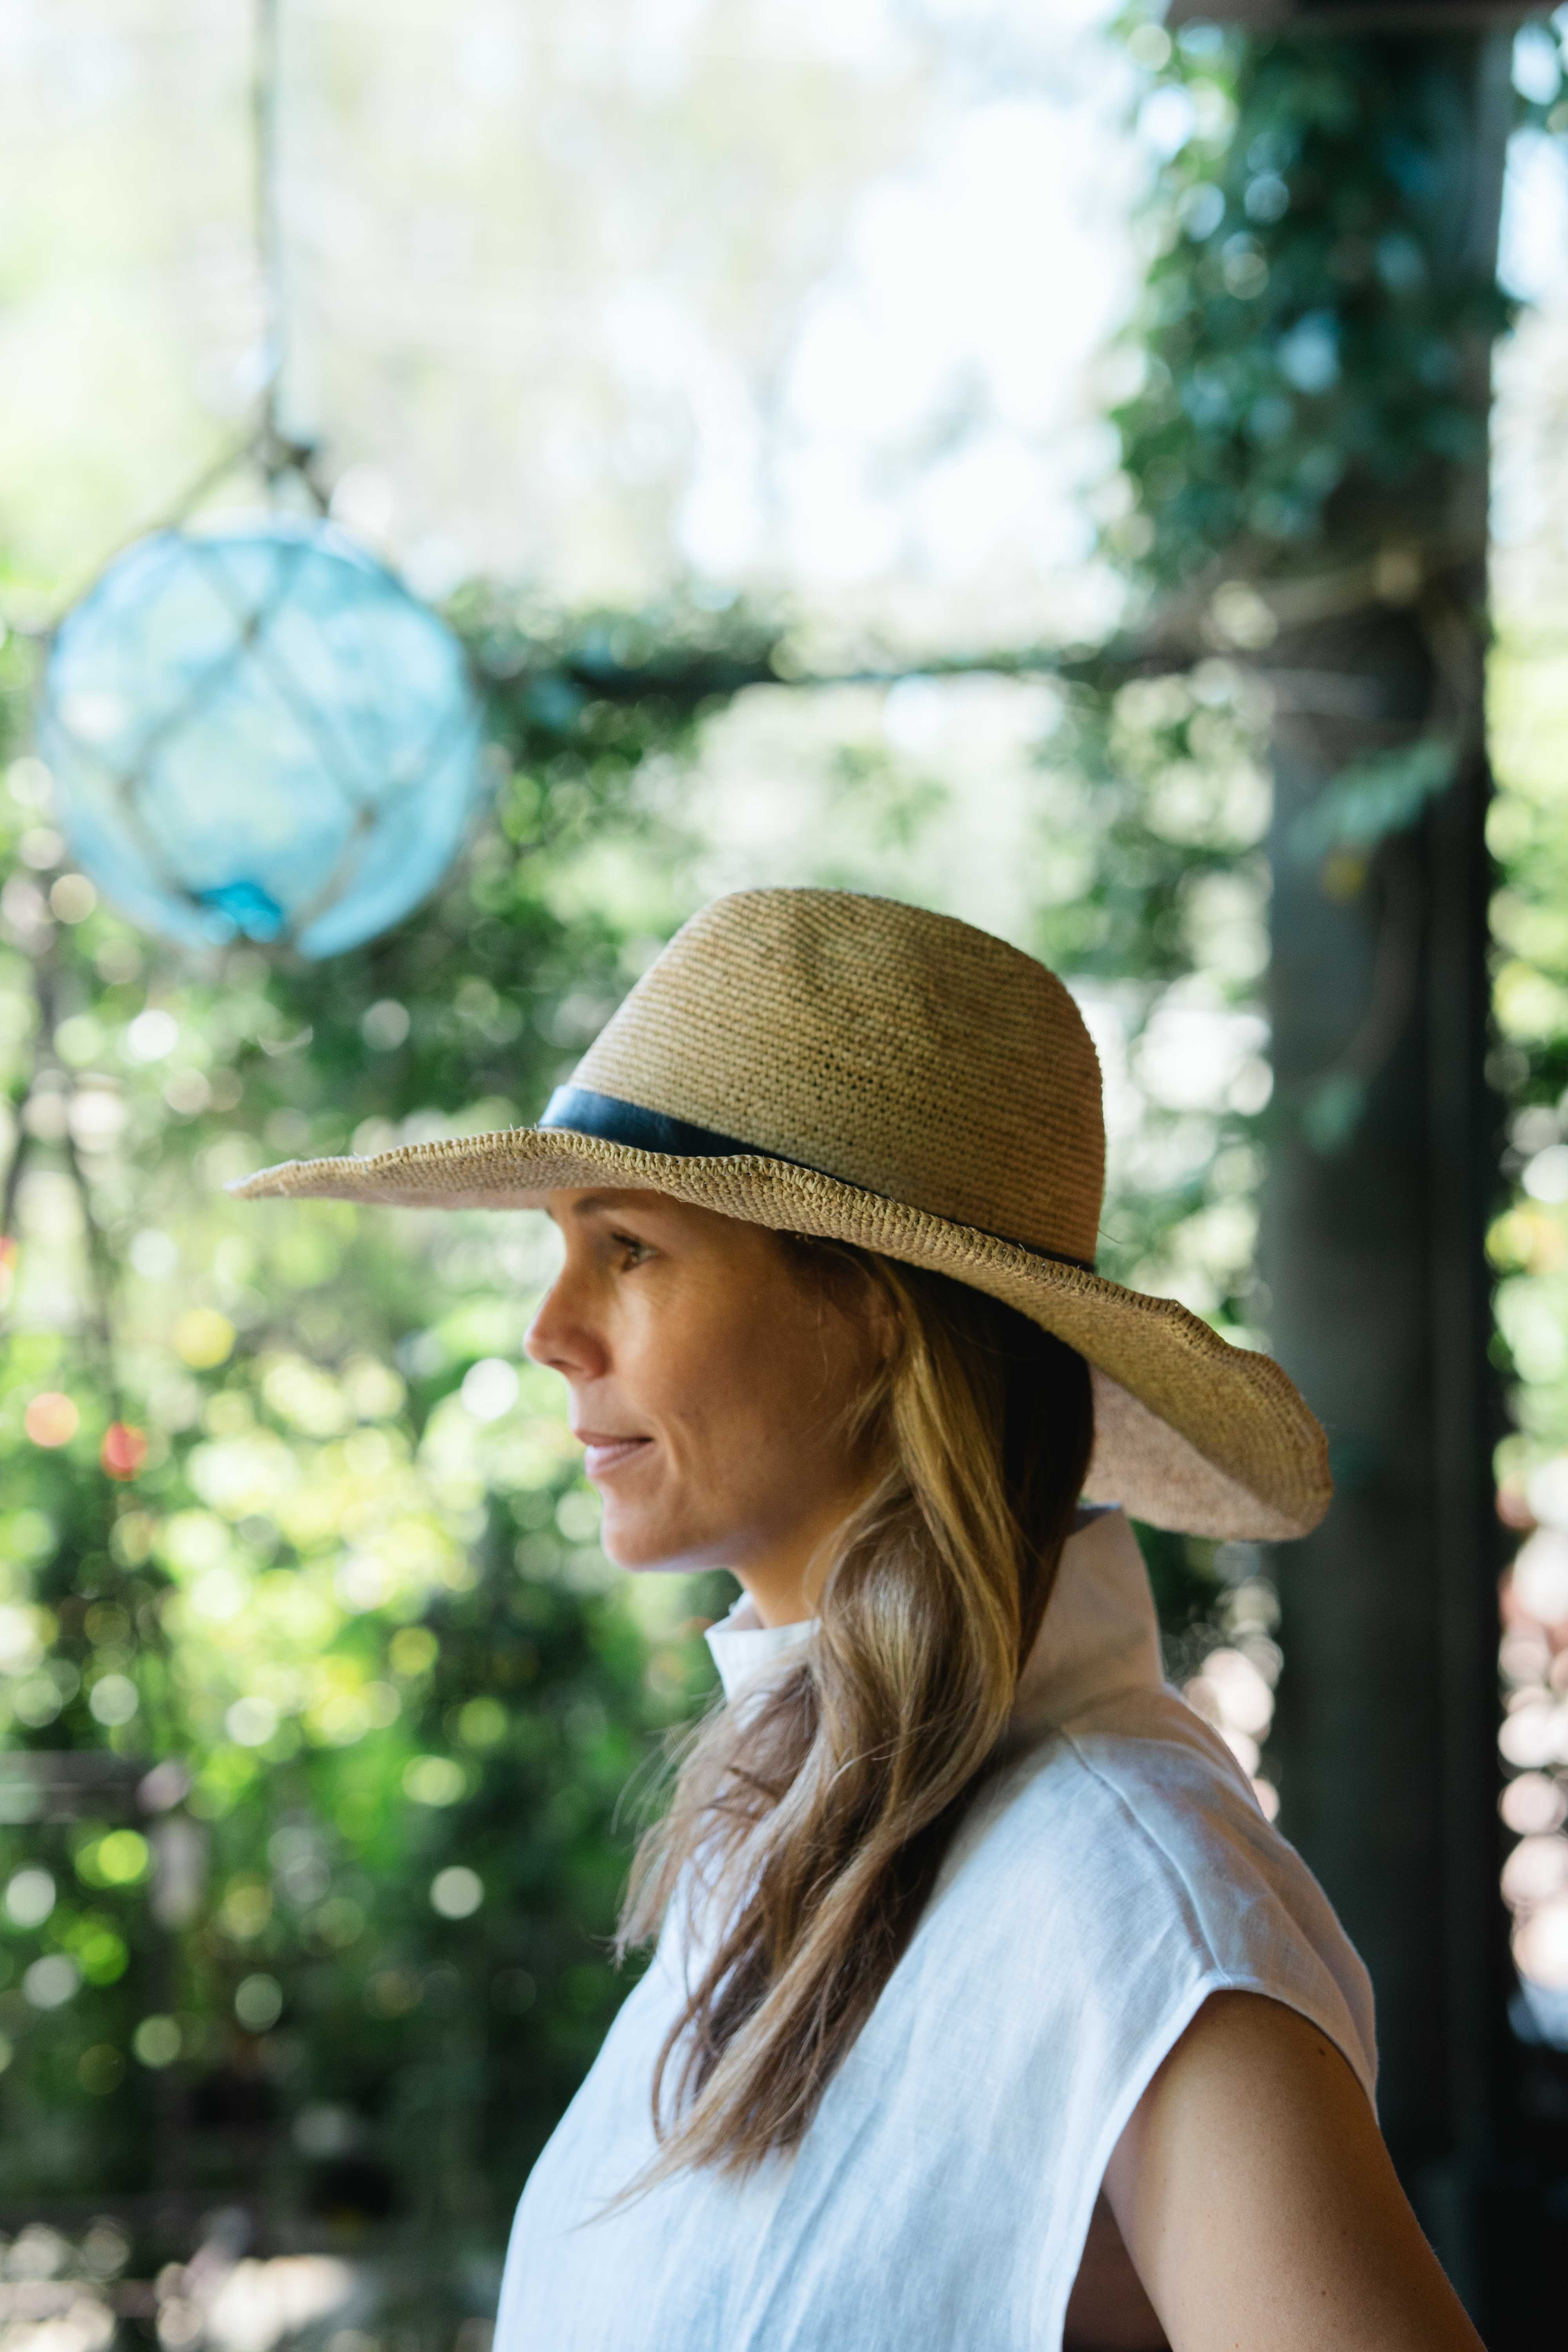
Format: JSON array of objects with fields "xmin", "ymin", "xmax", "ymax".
[{"xmin": 571, "ymin": 888, "xmax": 1105, "ymax": 1263}]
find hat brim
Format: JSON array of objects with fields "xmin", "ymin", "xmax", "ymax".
[{"xmin": 230, "ymin": 1127, "xmax": 1330, "ymax": 1543}]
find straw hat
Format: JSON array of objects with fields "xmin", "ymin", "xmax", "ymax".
[{"xmin": 233, "ymin": 887, "xmax": 1328, "ymax": 1540}]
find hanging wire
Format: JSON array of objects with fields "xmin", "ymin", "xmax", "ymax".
[
  {"xmin": 255, "ymin": 0, "xmax": 283, "ymax": 457},
  {"xmin": 19, "ymin": 0, "xmax": 481, "ymax": 982},
  {"xmin": 252, "ymin": 0, "xmax": 328, "ymax": 506},
  {"xmin": 0, "ymin": 0, "xmax": 327, "ymax": 1417},
  {"xmin": 0, "ymin": 0, "xmax": 325, "ymax": 653}
]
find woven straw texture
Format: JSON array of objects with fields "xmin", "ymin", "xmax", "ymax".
[{"xmin": 233, "ymin": 887, "xmax": 1330, "ymax": 1541}]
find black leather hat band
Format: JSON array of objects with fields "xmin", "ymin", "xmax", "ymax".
[{"xmin": 538, "ymin": 1085, "xmax": 1095, "ymax": 1273}]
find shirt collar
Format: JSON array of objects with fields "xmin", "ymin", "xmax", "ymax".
[
  {"xmin": 703, "ymin": 1506, "xmax": 1163, "ymax": 1726},
  {"xmin": 704, "ymin": 1597, "xmax": 819, "ymax": 1702}
]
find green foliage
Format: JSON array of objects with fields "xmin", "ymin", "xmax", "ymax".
[
  {"xmin": 1085, "ymin": 17, "xmax": 1529, "ymax": 1797},
  {"xmin": 1040, "ymin": 667, "xmax": 1270, "ymax": 982},
  {"xmin": 1483, "ymin": 625, "xmax": 1568, "ymax": 1464},
  {"xmin": 0, "ymin": 597, "xmax": 748, "ymax": 2266},
  {"xmin": 0, "ymin": 557, "xmax": 1279, "ymax": 2260},
  {"xmin": 1110, "ymin": 22, "xmax": 1513, "ymax": 594},
  {"xmin": 1287, "ymin": 734, "xmax": 1457, "ymax": 860},
  {"xmin": 1036, "ymin": 661, "xmax": 1273, "ymax": 1332},
  {"xmin": 0, "ymin": 160, "xmax": 1310, "ymax": 2258},
  {"xmin": 0, "ymin": 0, "xmax": 1542, "ymax": 2311}
]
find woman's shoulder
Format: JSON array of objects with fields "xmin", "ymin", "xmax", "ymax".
[
  {"xmin": 978, "ymin": 1679, "xmax": 1265, "ymax": 1857},
  {"xmin": 935, "ymin": 1689, "xmax": 1378, "ymax": 2100},
  {"xmin": 1042, "ymin": 1681, "xmax": 1286, "ymax": 1860}
]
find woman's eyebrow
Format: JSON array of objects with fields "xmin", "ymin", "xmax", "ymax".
[{"xmin": 566, "ymin": 1192, "xmax": 646, "ymax": 1223}]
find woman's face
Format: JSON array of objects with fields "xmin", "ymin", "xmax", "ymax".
[{"xmin": 524, "ymin": 1190, "xmax": 885, "ymax": 1624}]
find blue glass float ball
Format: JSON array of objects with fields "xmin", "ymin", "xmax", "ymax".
[{"xmin": 37, "ymin": 517, "xmax": 483, "ymax": 958}]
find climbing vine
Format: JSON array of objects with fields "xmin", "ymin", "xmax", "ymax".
[{"xmin": 1109, "ymin": 17, "xmax": 1514, "ymax": 604}]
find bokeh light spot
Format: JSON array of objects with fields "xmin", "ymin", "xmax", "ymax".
[
  {"xmin": 86, "ymin": 1831, "xmax": 151, "ymax": 1887},
  {"xmin": 174, "ymin": 1310, "xmax": 236, "ymax": 1369},
  {"xmin": 404, "ymin": 1756, "xmax": 466, "ymax": 1807},
  {"xmin": 430, "ymin": 1866, "xmax": 483, "ymax": 1918},
  {"xmin": 132, "ymin": 2015, "xmax": 181, "ymax": 2069},
  {"xmin": 78, "ymin": 2044, "xmax": 124, "ymax": 2096},
  {"xmin": 234, "ymin": 1973, "xmax": 284, "ymax": 2031},
  {"xmin": 461, "ymin": 1358, "xmax": 520, "ymax": 1421},
  {"xmin": 87, "ymin": 1673, "xmax": 139, "ymax": 1726},
  {"xmin": 5, "ymin": 1868, "xmax": 55, "ymax": 1927},
  {"xmin": 23, "ymin": 1954, "xmax": 79, "ymax": 2009},
  {"xmin": 24, "ymin": 1393, "xmax": 79, "ymax": 1448},
  {"xmin": 101, "ymin": 1422, "xmax": 148, "ymax": 1480},
  {"xmin": 225, "ymin": 1695, "xmax": 280, "ymax": 1748}
]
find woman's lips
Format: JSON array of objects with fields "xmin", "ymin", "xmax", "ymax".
[{"xmin": 579, "ymin": 1434, "xmax": 652, "ymax": 1480}]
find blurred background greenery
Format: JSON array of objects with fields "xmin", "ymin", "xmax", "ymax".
[
  {"xmin": 0, "ymin": 575, "xmax": 1274, "ymax": 2298},
  {"xmin": 4, "ymin": 0, "xmax": 1568, "ymax": 2345}
]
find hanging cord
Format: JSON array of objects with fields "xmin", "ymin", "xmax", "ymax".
[
  {"xmin": 254, "ymin": 0, "xmax": 283, "ymax": 470},
  {"xmin": 253, "ymin": 0, "xmax": 327, "ymax": 506},
  {"xmin": 1, "ymin": 0, "xmax": 326, "ymax": 649}
]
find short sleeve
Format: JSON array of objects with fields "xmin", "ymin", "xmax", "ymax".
[
  {"xmin": 933, "ymin": 1689, "xmax": 1380, "ymax": 2349},
  {"xmin": 1059, "ymin": 1690, "xmax": 1377, "ymax": 2108}
]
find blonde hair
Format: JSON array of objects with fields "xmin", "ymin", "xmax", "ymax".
[{"xmin": 617, "ymin": 1243, "xmax": 1095, "ymax": 2180}]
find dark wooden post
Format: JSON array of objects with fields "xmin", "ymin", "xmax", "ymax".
[
  {"xmin": 1158, "ymin": 0, "xmax": 1522, "ymax": 2321},
  {"xmin": 1264, "ymin": 593, "xmax": 1507, "ymax": 2301}
]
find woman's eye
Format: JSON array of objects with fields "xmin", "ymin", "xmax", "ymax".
[{"xmin": 610, "ymin": 1232, "xmax": 651, "ymax": 1267}]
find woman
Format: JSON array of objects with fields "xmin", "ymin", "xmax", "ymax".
[{"xmin": 240, "ymin": 888, "xmax": 1481, "ymax": 2352}]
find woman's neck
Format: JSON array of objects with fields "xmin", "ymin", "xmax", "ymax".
[
  {"xmin": 731, "ymin": 1477, "xmax": 880, "ymax": 1626},
  {"xmin": 733, "ymin": 1562, "xmax": 817, "ymax": 1629}
]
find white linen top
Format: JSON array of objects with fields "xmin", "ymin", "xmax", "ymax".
[{"xmin": 495, "ymin": 1508, "xmax": 1376, "ymax": 2352}]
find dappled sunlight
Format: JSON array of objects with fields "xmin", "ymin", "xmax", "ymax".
[
  {"xmin": 1486, "ymin": 409, "xmax": 1568, "ymax": 2056},
  {"xmin": 9, "ymin": 0, "xmax": 1557, "ymax": 2328},
  {"xmin": 1177, "ymin": 1567, "xmax": 1283, "ymax": 1820}
]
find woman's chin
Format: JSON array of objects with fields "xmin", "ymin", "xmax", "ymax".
[
  {"xmin": 600, "ymin": 1512, "xmax": 715, "ymax": 1576},
  {"xmin": 598, "ymin": 1512, "xmax": 673, "ymax": 1572}
]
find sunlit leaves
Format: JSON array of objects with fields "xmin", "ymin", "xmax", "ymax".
[
  {"xmin": 0, "ymin": 591, "xmax": 760, "ymax": 2213},
  {"xmin": 1111, "ymin": 27, "xmax": 1514, "ymax": 590},
  {"xmin": 75, "ymin": 1830, "xmax": 148, "ymax": 1888},
  {"xmin": 0, "ymin": 524, "xmax": 1298, "ymax": 2231},
  {"xmin": 67, "ymin": 1917, "xmax": 128, "ymax": 1985},
  {"xmin": 403, "ymin": 1757, "xmax": 466, "ymax": 1807}
]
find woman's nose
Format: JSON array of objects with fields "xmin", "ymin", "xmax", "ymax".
[{"xmin": 524, "ymin": 1276, "xmax": 606, "ymax": 1379}]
